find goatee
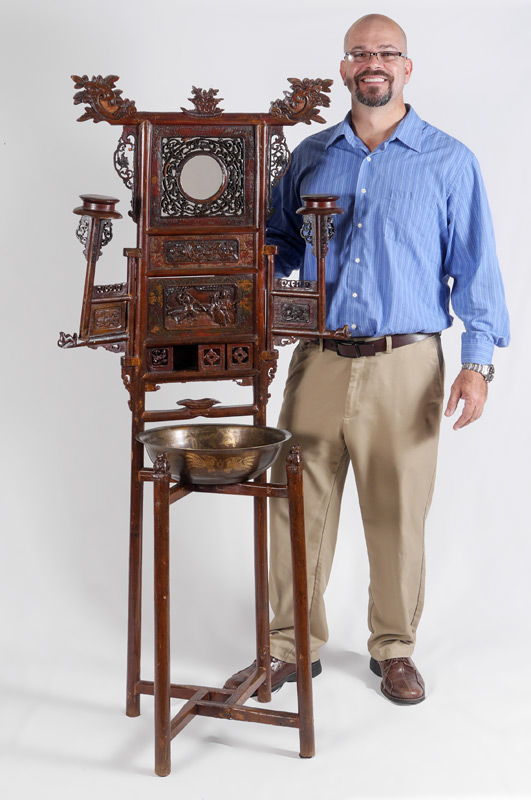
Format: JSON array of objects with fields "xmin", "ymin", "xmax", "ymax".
[{"xmin": 355, "ymin": 88, "xmax": 393, "ymax": 107}]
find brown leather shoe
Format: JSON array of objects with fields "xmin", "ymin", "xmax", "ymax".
[
  {"xmin": 370, "ymin": 657, "xmax": 425, "ymax": 705},
  {"xmin": 224, "ymin": 656, "xmax": 322, "ymax": 696}
]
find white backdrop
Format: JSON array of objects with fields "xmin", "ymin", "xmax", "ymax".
[{"xmin": 1, "ymin": 0, "xmax": 530, "ymax": 797}]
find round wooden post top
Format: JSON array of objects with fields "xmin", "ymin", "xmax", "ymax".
[
  {"xmin": 73, "ymin": 194, "xmax": 123, "ymax": 219},
  {"xmin": 296, "ymin": 194, "xmax": 344, "ymax": 216}
]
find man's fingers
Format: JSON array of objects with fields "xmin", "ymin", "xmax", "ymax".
[
  {"xmin": 444, "ymin": 384, "xmax": 461, "ymax": 416},
  {"xmin": 446, "ymin": 370, "xmax": 488, "ymax": 429},
  {"xmin": 452, "ymin": 398, "xmax": 484, "ymax": 430}
]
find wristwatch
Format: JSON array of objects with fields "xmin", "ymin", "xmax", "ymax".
[{"xmin": 461, "ymin": 362, "xmax": 495, "ymax": 382}]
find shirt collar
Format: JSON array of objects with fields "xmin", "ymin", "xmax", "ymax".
[{"xmin": 325, "ymin": 105, "xmax": 423, "ymax": 153}]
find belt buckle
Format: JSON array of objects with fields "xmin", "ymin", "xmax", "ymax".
[{"xmin": 337, "ymin": 339, "xmax": 373, "ymax": 358}]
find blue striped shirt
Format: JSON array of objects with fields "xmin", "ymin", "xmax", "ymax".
[{"xmin": 268, "ymin": 106, "xmax": 510, "ymax": 363}]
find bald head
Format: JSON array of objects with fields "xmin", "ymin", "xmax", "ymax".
[{"xmin": 344, "ymin": 14, "xmax": 407, "ymax": 54}]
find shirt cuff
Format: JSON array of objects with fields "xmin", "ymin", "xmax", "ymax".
[{"xmin": 461, "ymin": 334, "xmax": 494, "ymax": 365}]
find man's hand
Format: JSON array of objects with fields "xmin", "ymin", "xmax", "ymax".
[{"xmin": 444, "ymin": 369, "xmax": 488, "ymax": 430}]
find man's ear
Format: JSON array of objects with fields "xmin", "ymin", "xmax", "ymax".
[{"xmin": 339, "ymin": 59, "xmax": 347, "ymax": 85}]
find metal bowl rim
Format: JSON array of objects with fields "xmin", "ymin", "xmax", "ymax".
[{"xmin": 136, "ymin": 423, "xmax": 292, "ymax": 453}]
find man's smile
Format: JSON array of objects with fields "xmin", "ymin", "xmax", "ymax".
[{"xmin": 356, "ymin": 71, "xmax": 390, "ymax": 86}]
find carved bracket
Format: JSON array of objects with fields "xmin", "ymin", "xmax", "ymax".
[
  {"xmin": 72, "ymin": 74, "xmax": 137, "ymax": 124},
  {"xmin": 267, "ymin": 130, "xmax": 291, "ymax": 216},
  {"xmin": 270, "ymin": 78, "xmax": 333, "ymax": 125},
  {"xmin": 114, "ymin": 130, "xmax": 136, "ymax": 190},
  {"xmin": 273, "ymin": 335, "xmax": 298, "ymax": 347},
  {"xmin": 75, "ymin": 216, "xmax": 90, "ymax": 256},
  {"xmin": 88, "ymin": 341, "xmax": 126, "ymax": 353}
]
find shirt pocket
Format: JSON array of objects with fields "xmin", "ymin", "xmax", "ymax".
[{"xmin": 384, "ymin": 188, "xmax": 429, "ymax": 245}]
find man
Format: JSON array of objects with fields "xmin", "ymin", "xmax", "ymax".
[{"xmin": 225, "ymin": 14, "xmax": 509, "ymax": 704}]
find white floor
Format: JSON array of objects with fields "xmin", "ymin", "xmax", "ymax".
[{"xmin": 1, "ymin": 626, "xmax": 529, "ymax": 800}]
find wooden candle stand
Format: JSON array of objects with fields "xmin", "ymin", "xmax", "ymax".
[{"xmin": 59, "ymin": 75, "xmax": 345, "ymax": 775}]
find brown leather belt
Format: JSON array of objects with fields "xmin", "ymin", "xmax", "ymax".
[{"xmin": 317, "ymin": 333, "xmax": 437, "ymax": 358}]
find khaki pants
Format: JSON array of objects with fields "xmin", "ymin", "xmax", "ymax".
[{"xmin": 269, "ymin": 334, "xmax": 445, "ymax": 663}]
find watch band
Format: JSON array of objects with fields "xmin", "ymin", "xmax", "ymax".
[{"xmin": 461, "ymin": 362, "xmax": 495, "ymax": 382}]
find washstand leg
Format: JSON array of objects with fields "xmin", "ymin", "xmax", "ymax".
[
  {"xmin": 254, "ymin": 490, "xmax": 271, "ymax": 703},
  {"xmin": 126, "ymin": 432, "xmax": 145, "ymax": 717},
  {"xmin": 153, "ymin": 455, "xmax": 172, "ymax": 777},
  {"xmin": 286, "ymin": 446, "xmax": 315, "ymax": 758}
]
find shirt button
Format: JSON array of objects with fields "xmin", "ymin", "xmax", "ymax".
[
  {"xmin": 352, "ymin": 292, "xmax": 358, "ymax": 298},
  {"xmin": 351, "ymin": 324, "xmax": 357, "ymax": 330},
  {"xmin": 366, "ymin": 156, "xmax": 372, "ymax": 162},
  {"xmin": 361, "ymin": 188, "xmax": 367, "ymax": 193},
  {"xmin": 357, "ymin": 222, "xmax": 362, "ymax": 228},
  {"xmin": 355, "ymin": 257, "xmax": 360, "ymax": 263}
]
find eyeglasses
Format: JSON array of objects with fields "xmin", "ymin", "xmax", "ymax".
[{"xmin": 344, "ymin": 51, "xmax": 408, "ymax": 63}]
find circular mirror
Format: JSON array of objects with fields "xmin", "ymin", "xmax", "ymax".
[{"xmin": 179, "ymin": 154, "xmax": 225, "ymax": 202}]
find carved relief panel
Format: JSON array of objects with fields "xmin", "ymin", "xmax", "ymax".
[
  {"xmin": 147, "ymin": 233, "xmax": 255, "ymax": 271},
  {"xmin": 147, "ymin": 275, "xmax": 254, "ymax": 339}
]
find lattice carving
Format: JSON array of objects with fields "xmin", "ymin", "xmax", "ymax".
[
  {"xmin": 160, "ymin": 137, "xmax": 244, "ymax": 217},
  {"xmin": 270, "ymin": 78, "xmax": 333, "ymax": 125},
  {"xmin": 72, "ymin": 75, "xmax": 137, "ymax": 123},
  {"xmin": 181, "ymin": 86, "xmax": 224, "ymax": 116}
]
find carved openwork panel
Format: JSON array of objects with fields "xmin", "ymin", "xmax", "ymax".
[
  {"xmin": 147, "ymin": 233, "xmax": 255, "ymax": 270},
  {"xmin": 147, "ymin": 347, "xmax": 174, "ymax": 372},
  {"xmin": 93, "ymin": 283, "xmax": 128, "ymax": 298},
  {"xmin": 198, "ymin": 345, "xmax": 225, "ymax": 371},
  {"xmin": 227, "ymin": 343, "xmax": 253, "ymax": 371},
  {"xmin": 272, "ymin": 296, "xmax": 317, "ymax": 330},
  {"xmin": 161, "ymin": 137, "xmax": 243, "ymax": 217},
  {"xmin": 274, "ymin": 278, "xmax": 317, "ymax": 292},
  {"xmin": 147, "ymin": 275, "xmax": 254, "ymax": 339},
  {"xmin": 149, "ymin": 125, "xmax": 256, "ymax": 228},
  {"xmin": 144, "ymin": 343, "xmax": 254, "ymax": 377}
]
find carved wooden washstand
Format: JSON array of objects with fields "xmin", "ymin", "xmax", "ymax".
[{"xmin": 59, "ymin": 74, "xmax": 345, "ymax": 776}]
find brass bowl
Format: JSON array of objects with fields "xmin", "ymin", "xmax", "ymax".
[{"xmin": 137, "ymin": 424, "xmax": 291, "ymax": 485}]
